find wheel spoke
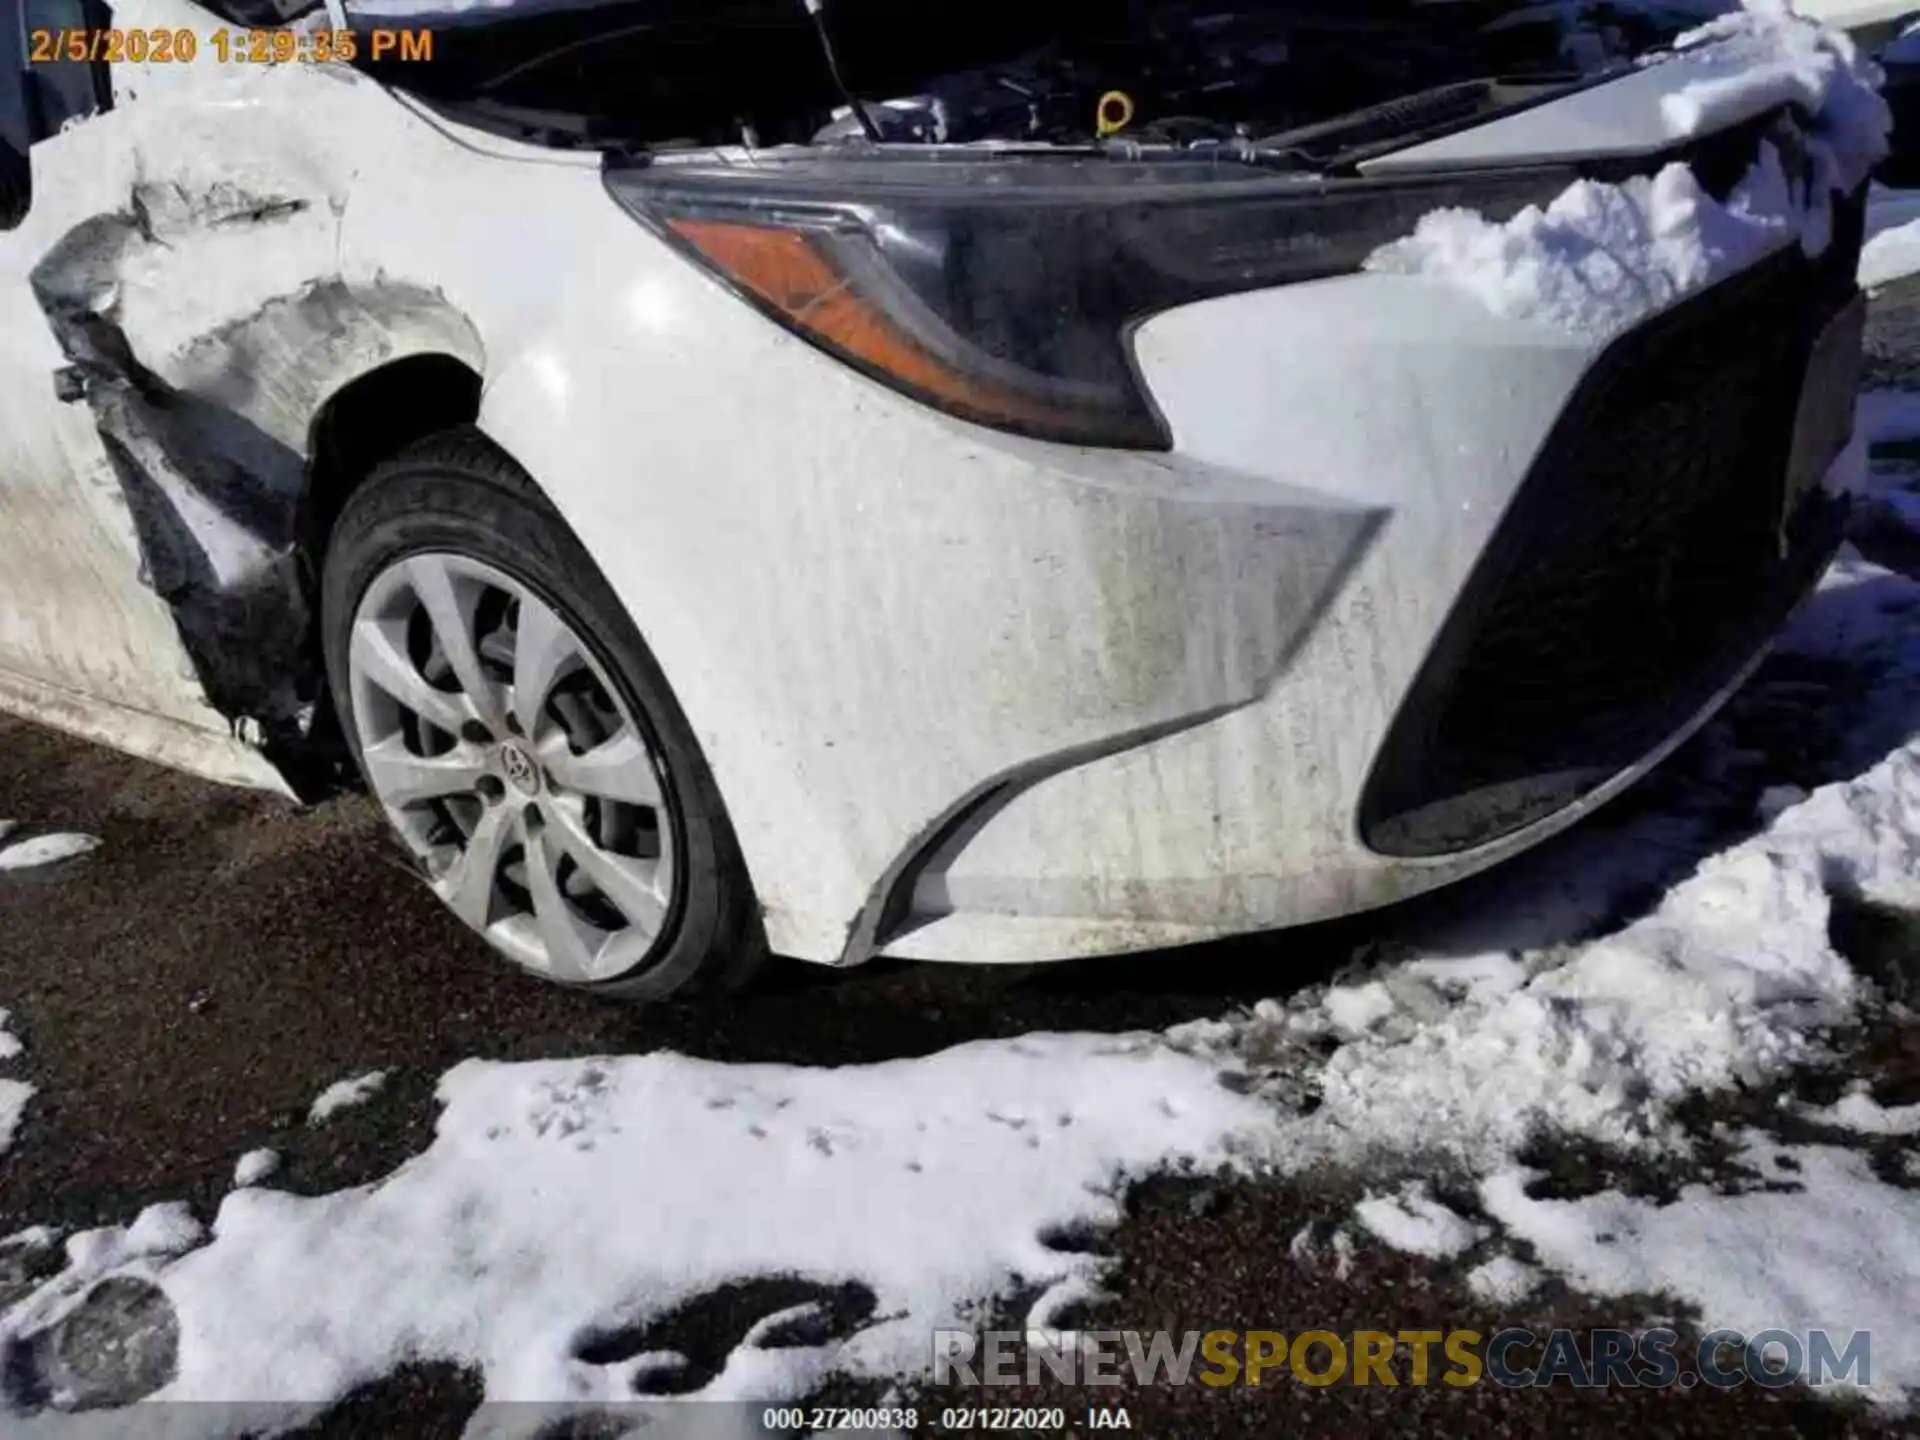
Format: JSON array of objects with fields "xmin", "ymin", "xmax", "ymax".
[
  {"xmin": 433, "ymin": 802, "xmax": 516, "ymax": 929},
  {"xmin": 406, "ymin": 557, "xmax": 506, "ymax": 734},
  {"xmin": 352, "ymin": 551, "xmax": 680, "ymax": 980},
  {"xmin": 512, "ymin": 595, "xmax": 579, "ymax": 740},
  {"xmin": 541, "ymin": 796, "xmax": 667, "ymax": 934},
  {"xmin": 361, "ymin": 735, "xmax": 489, "ymax": 808},
  {"xmin": 523, "ymin": 824, "xmax": 602, "ymax": 981},
  {"xmin": 539, "ymin": 726, "xmax": 661, "ymax": 808},
  {"xmin": 351, "ymin": 619, "xmax": 469, "ymax": 736}
]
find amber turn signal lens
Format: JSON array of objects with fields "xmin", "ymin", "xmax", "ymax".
[{"xmin": 666, "ymin": 218, "xmax": 1057, "ymax": 431}]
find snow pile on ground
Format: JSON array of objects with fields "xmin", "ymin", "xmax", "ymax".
[
  {"xmin": 1799, "ymin": 1087, "xmax": 1920, "ymax": 1135},
  {"xmin": 1187, "ymin": 481, "xmax": 1920, "ymax": 1398},
  {"xmin": 1352, "ymin": 1183, "xmax": 1486, "ymax": 1259},
  {"xmin": 113, "ymin": 1205, "xmax": 207, "ymax": 1264},
  {"xmin": 306, "ymin": 1071, "xmax": 387, "ymax": 1125},
  {"xmin": 0, "ymin": 1010, "xmax": 32, "ymax": 1157},
  {"xmin": 0, "ymin": 833, "xmax": 99, "ymax": 873},
  {"xmin": 1482, "ymin": 1139, "xmax": 1920, "ymax": 1383},
  {"xmin": 1193, "ymin": 732, "xmax": 1917, "ymax": 1167},
  {"xmin": 11, "ymin": 1203, "xmax": 209, "ymax": 1318},
  {"xmin": 1368, "ymin": 0, "xmax": 1889, "ymax": 336},
  {"xmin": 1, "ymin": 1039, "xmax": 1268, "ymax": 1434},
  {"xmin": 230, "ymin": 1150, "xmax": 279, "ymax": 1190},
  {"xmin": 1862, "ymin": 221, "xmax": 1920, "ymax": 289},
  {"xmin": 1465, "ymin": 1253, "xmax": 1542, "ymax": 1305},
  {"xmin": 1861, "ymin": 189, "xmax": 1920, "ymax": 288}
]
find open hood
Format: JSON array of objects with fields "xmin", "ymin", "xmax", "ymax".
[{"xmin": 338, "ymin": 0, "xmax": 1719, "ymax": 151}]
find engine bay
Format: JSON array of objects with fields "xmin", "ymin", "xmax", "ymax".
[{"xmin": 361, "ymin": 0, "xmax": 1720, "ymax": 158}]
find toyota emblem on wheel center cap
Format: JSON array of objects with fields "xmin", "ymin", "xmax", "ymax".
[{"xmin": 500, "ymin": 743, "xmax": 540, "ymax": 795}]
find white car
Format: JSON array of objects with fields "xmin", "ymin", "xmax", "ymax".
[{"xmin": 0, "ymin": 0, "xmax": 1882, "ymax": 997}]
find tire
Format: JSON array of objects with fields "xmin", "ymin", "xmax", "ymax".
[{"xmin": 320, "ymin": 426, "xmax": 765, "ymax": 1000}]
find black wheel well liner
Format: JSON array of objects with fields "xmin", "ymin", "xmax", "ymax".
[
  {"xmin": 276, "ymin": 353, "xmax": 485, "ymax": 797},
  {"xmin": 301, "ymin": 353, "xmax": 485, "ymax": 566}
]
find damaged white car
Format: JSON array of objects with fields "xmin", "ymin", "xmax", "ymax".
[{"xmin": 0, "ymin": 0, "xmax": 1890, "ymax": 996}]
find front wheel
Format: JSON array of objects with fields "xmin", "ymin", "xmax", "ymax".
[{"xmin": 320, "ymin": 428, "xmax": 764, "ymax": 1000}]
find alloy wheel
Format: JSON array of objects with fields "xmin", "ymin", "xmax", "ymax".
[{"xmin": 346, "ymin": 553, "xmax": 679, "ymax": 981}]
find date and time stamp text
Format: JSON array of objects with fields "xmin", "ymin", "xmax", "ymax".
[{"xmin": 29, "ymin": 26, "xmax": 433, "ymax": 65}]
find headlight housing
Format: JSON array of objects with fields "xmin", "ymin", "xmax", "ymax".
[{"xmin": 606, "ymin": 151, "xmax": 1577, "ymax": 449}]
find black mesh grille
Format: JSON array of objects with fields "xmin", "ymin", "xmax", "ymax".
[{"xmin": 1359, "ymin": 198, "xmax": 1863, "ymax": 859}]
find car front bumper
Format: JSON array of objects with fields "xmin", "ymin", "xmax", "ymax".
[
  {"xmin": 876, "ymin": 240, "xmax": 1862, "ymax": 965},
  {"xmin": 469, "ymin": 110, "xmax": 1867, "ymax": 970}
]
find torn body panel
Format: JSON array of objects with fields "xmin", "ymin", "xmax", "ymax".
[
  {"xmin": 31, "ymin": 207, "xmax": 319, "ymax": 782},
  {"xmin": 31, "ymin": 217, "xmax": 482, "ymax": 790},
  {"xmin": 2, "ymin": 44, "xmax": 484, "ymax": 795}
]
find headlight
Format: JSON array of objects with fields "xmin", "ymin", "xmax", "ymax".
[{"xmin": 606, "ymin": 151, "xmax": 1577, "ymax": 449}]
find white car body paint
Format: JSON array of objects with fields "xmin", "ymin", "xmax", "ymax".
[
  {"xmin": 0, "ymin": 0, "xmax": 1873, "ymax": 966},
  {"xmin": 1363, "ymin": 41, "xmax": 1774, "ymax": 174}
]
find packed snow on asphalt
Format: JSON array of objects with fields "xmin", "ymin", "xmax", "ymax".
[{"xmin": 2, "ymin": 4, "xmax": 1920, "ymax": 1434}]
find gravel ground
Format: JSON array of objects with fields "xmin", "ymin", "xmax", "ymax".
[{"xmin": 1, "ymin": 283, "xmax": 1919, "ymax": 1439}]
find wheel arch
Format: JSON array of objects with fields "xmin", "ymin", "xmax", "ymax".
[{"xmin": 302, "ymin": 351, "xmax": 486, "ymax": 566}]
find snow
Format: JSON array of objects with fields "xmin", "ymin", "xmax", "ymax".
[
  {"xmin": 1368, "ymin": 0, "xmax": 1890, "ymax": 337},
  {"xmin": 230, "ymin": 1150, "xmax": 279, "ymax": 1189},
  {"xmin": 1190, "ymin": 725, "xmax": 1920, "ymax": 1167},
  {"xmin": 1322, "ymin": 981, "xmax": 1397, "ymax": 1036},
  {"xmin": 0, "ymin": 1010, "xmax": 32, "ymax": 1157},
  {"xmin": 122, "ymin": 1204, "xmax": 206, "ymax": 1262},
  {"xmin": 103, "ymin": 1040, "xmax": 1264, "ymax": 1427},
  {"xmin": 1861, "ymin": 187, "xmax": 1920, "ymax": 288},
  {"xmin": 1482, "ymin": 1140, "xmax": 1920, "ymax": 1395},
  {"xmin": 0, "ymin": 833, "xmax": 100, "ymax": 872},
  {"xmin": 1367, "ymin": 150, "xmax": 1808, "ymax": 338},
  {"xmin": 1466, "ymin": 1253, "xmax": 1543, "ymax": 1306},
  {"xmin": 1799, "ymin": 1088, "xmax": 1920, "ymax": 1134},
  {"xmin": 1665, "ymin": 0, "xmax": 1890, "ymax": 193},
  {"xmin": 1352, "ymin": 1184, "xmax": 1485, "ymax": 1259},
  {"xmin": 307, "ymin": 1071, "xmax": 387, "ymax": 1124},
  {"xmin": 45, "ymin": 1206, "xmax": 207, "ymax": 1300},
  {"xmin": 1861, "ymin": 216, "xmax": 1920, "ymax": 287},
  {"xmin": 0, "ymin": 1079, "xmax": 31, "ymax": 1156}
]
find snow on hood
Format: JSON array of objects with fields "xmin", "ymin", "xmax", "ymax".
[
  {"xmin": 1666, "ymin": 0, "xmax": 1892, "ymax": 191},
  {"xmin": 1366, "ymin": 0, "xmax": 1891, "ymax": 339}
]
